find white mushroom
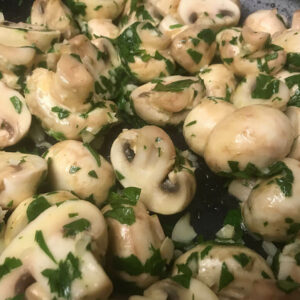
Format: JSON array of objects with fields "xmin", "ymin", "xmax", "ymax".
[
  {"xmin": 110, "ymin": 126, "xmax": 196, "ymax": 215},
  {"xmin": 31, "ymin": 0, "xmax": 79, "ymax": 39},
  {"xmin": 147, "ymin": 0, "xmax": 179, "ymax": 17},
  {"xmin": 243, "ymin": 157, "xmax": 300, "ymax": 242},
  {"xmin": 0, "ymin": 151, "xmax": 47, "ymax": 209},
  {"xmin": 0, "ymin": 82, "xmax": 31, "ymax": 148},
  {"xmin": 204, "ymin": 105, "xmax": 294, "ymax": 174},
  {"xmin": 287, "ymin": 107, "xmax": 300, "ymax": 160},
  {"xmin": 0, "ymin": 200, "xmax": 112, "ymax": 299},
  {"xmin": 131, "ymin": 75, "xmax": 205, "ymax": 126},
  {"xmin": 4, "ymin": 191, "xmax": 79, "ymax": 246},
  {"xmin": 172, "ymin": 243, "xmax": 273, "ymax": 300},
  {"xmin": 292, "ymin": 10, "xmax": 300, "ymax": 30},
  {"xmin": 45, "ymin": 140, "xmax": 115, "ymax": 206},
  {"xmin": 232, "ymin": 74, "xmax": 290, "ymax": 111},
  {"xmin": 183, "ymin": 99, "xmax": 236, "ymax": 156},
  {"xmin": 176, "ymin": 0, "xmax": 241, "ymax": 31},
  {"xmin": 129, "ymin": 278, "xmax": 218, "ymax": 300},
  {"xmin": 103, "ymin": 198, "xmax": 173, "ymax": 288},
  {"xmin": 199, "ymin": 64, "xmax": 237, "ymax": 99},
  {"xmin": 244, "ymin": 9, "xmax": 286, "ymax": 36},
  {"xmin": 217, "ymin": 27, "xmax": 286, "ymax": 76},
  {"xmin": 228, "ymin": 178, "xmax": 259, "ymax": 203},
  {"xmin": 88, "ymin": 19, "xmax": 120, "ymax": 39},
  {"xmin": 171, "ymin": 25, "xmax": 217, "ymax": 73},
  {"xmin": 158, "ymin": 15, "xmax": 188, "ymax": 39}
]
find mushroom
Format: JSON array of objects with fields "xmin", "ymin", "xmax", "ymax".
[
  {"xmin": 103, "ymin": 199, "xmax": 173, "ymax": 288},
  {"xmin": 171, "ymin": 25, "xmax": 217, "ymax": 73},
  {"xmin": 199, "ymin": 64, "xmax": 237, "ymax": 99},
  {"xmin": 25, "ymin": 55, "xmax": 118, "ymax": 142},
  {"xmin": 88, "ymin": 19, "xmax": 120, "ymax": 39},
  {"xmin": 231, "ymin": 73, "xmax": 290, "ymax": 111},
  {"xmin": 31, "ymin": 0, "xmax": 79, "ymax": 39},
  {"xmin": 0, "ymin": 200, "xmax": 112, "ymax": 299},
  {"xmin": 110, "ymin": 126, "xmax": 196, "ymax": 215},
  {"xmin": 172, "ymin": 243, "xmax": 273, "ymax": 300},
  {"xmin": 244, "ymin": 9, "xmax": 286, "ymax": 36},
  {"xmin": 4, "ymin": 190, "xmax": 79, "ymax": 246},
  {"xmin": 228, "ymin": 178, "xmax": 259, "ymax": 203},
  {"xmin": 217, "ymin": 27, "xmax": 286, "ymax": 76},
  {"xmin": 287, "ymin": 106, "xmax": 300, "ymax": 160},
  {"xmin": 0, "ymin": 151, "xmax": 47, "ymax": 209},
  {"xmin": 158, "ymin": 15, "xmax": 188, "ymax": 39},
  {"xmin": 0, "ymin": 82, "xmax": 32, "ymax": 148},
  {"xmin": 183, "ymin": 99, "xmax": 236, "ymax": 156},
  {"xmin": 147, "ymin": 0, "xmax": 179, "ymax": 17},
  {"xmin": 129, "ymin": 278, "xmax": 218, "ymax": 300},
  {"xmin": 176, "ymin": 0, "xmax": 241, "ymax": 31},
  {"xmin": 243, "ymin": 157, "xmax": 300, "ymax": 242},
  {"xmin": 292, "ymin": 10, "xmax": 300, "ymax": 30},
  {"xmin": 131, "ymin": 75, "xmax": 205, "ymax": 126},
  {"xmin": 204, "ymin": 105, "xmax": 294, "ymax": 174},
  {"xmin": 0, "ymin": 21, "xmax": 60, "ymax": 52},
  {"xmin": 45, "ymin": 140, "xmax": 115, "ymax": 206}
]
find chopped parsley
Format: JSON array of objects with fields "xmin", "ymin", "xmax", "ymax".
[
  {"xmin": 69, "ymin": 166, "xmax": 81, "ymax": 174},
  {"xmin": 10, "ymin": 96, "xmax": 23, "ymax": 114},
  {"xmin": 187, "ymin": 49, "xmax": 203, "ymax": 64},
  {"xmin": 233, "ymin": 253, "xmax": 251, "ymax": 267},
  {"xmin": 277, "ymin": 279, "xmax": 300, "ymax": 294},
  {"xmin": 115, "ymin": 170, "xmax": 125, "ymax": 181},
  {"xmin": 88, "ymin": 170, "xmax": 98, "ymax": 178},
  {"xmin": 219, "ymin": 262, "xmax": 234, "ymax": 291},
  {"xmin": 35, "ymin": 230, "xmax": 57, "ymax": 263},
  {"xmin": 83, "ymin": 143, "xmax": 101, "ymax": 167},
  {"xmin": 197, "ymin": 28, "xmax": 215, "ymax": 45},
  {"xmin": 0, "ymin": 257, "xmax": 22, "ymax": 280},
  {"xmin": 63, "ymin": 218, "xmax": 91, "ymax": 237},
  {"xmin": 252, "ymin": 74, "xmax": 280, "ymax": 99},
  {"xmin": 153, "ymin": 79, "xmax": 198, "ymax": 92},
  {"xmin": 27, "ymin": 195, "xmax": 51, "ymax": 222},
  {"xmin": 51, "ymin": 106, "xmax": 70, "ymax": 119},
  {"xmin": 185, "ymin": 120, "xmax": 197, "ymax": 127}
]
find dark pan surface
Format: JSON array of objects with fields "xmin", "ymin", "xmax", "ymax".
[{"xmin": 0, "ymin": 0, "xmax": 299, "ymax": 259}]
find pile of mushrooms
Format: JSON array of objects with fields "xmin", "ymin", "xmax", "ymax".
[{"xmin": 1, "ymin": 0, "xmax": 300, "ymax": 298}]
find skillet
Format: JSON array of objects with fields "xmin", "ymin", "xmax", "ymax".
[{"xmin": 0, "ymin": 0, "xmax": 299, "ymax": 259}]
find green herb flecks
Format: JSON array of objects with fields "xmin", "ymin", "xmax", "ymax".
[
  {"xmin": 35, "ymin": 230, "xmax": 57, "ymax": 263},
  {"xmin": 63, "ymin": 218, "xmax": 91, "ymax": 237},
  {"xmin": 153, "ymin": 79, "xmax": 198, "ymax": 93},
  {"xmin": 27, "ymin": 195, "xmax": 51, "ymax": 222},
  {"xmin": 10, "ymin": 96, "xmax": 23, "ymax": 114},
  {"xmin": 0, "ymin": 257, "xmax": 22, "ymax": 280},
  {"xmin": 51, "ymin": 106, "xmax": 70, "ymax": 119},
  {"xmin": 233, "ymin": 253, "xmax": 251, "ymax": 267},
  {"xmin": 88, "ymin": 170, "xmax": 98, "ymax": 178},
  {"xmin": 69, "ymin": 166, "xmax": 81, "ymax": 174},
  {"xmin": 219, "ymin": 262, "xmax": 234, "ymax": 291},
  {"xmin": 187, "ymin": 49, "xmax": 203, "ymax": 64},
  {"xmin": 83, "ymin": 143, "xmax": 101, "ymax": 167}
]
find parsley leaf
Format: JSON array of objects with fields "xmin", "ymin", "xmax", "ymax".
[
  {"xmin": 69, "ymin": 166, "xmax": 81, "ymax": 174},
  {"xmin": 277, "ymin": 279, "xmax": 300, "ymax": 294},
  {"xmin": 197, "ymin": 29, "xmax": 215, "ymax": 45},
  {"xmin": 251, "ymin": 74, "xmax": 280, "ymax": 99},
  {"xmin": 27, "ymin": 195, "xmax": 51, "ymax": 222},
  {"xmin": 0, "ymin": 257, "xmax": 22, "ymax": 280},
  {"xmin": 219, "ymin": 262, "xmax": 234, "ymax": 291},
  {"xmin": 63, "ymin": 218, "xmax": 91, "ymax": 237},
  {"xmin": 10, "ymin": 96, "xmax": 23, "ymax": 114},
  {"xmin": 233, "ymin": 253, "xmax": 251, "ymax": 267},
  {"xmin": 63, "ymin": 0, "xmax": 86, "ymax": 16},
  {"xmin": 51, "ymin": 106, "xmax": 70, "ymax": 119},
  {"xmin": 35, "ymin": 230, "xmax": 57, "ymax": 263},
  {"xmin": 153, "ymin": 79, "xmax": 198, "ymax": 92},
  {"xmin": 187, "ymin": 49, "xmax": 203, "ymax": 64},
  {"xmin": 88, "ymin": 170, "xmax": 98, "ymax": 178},
  {"xmin": 113, "ymin": 255, "xmax": 144, "ymax": 276},
  {"xmin": 83, "ymin": 143, "xmax": 101, "ymax": 167},
  {"xmin": 171, "ymin": 264, "xmax": 193, "ymax": 288}
]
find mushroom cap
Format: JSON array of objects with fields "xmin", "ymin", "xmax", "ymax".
[
  {"xmin": 0, "ymin": 200, "xmax": 112, "ymax": 299},
  {"xmin": 286, "ymin": 106, "xmax": 300, "ymax": 161},
  {"xmin": 131, "ymin": 75, "xmax": 205, "ymax": 126},
  {"xmin": 172, "ymin": 243, "xmax": 273, "ymax": 300},
  {"xmin": 45, "ymin": 140, "xmax": 115, "ymax": 205},
  {"xmin": 0, "ymin": 151, "xmax": 47, "ymax": 209},
  {"xmin": 110, "ymin": 126, "xmax": 196, "ymax": 215},
  {"xmin": 204, "ymin": 105, "xmax": 294, "ymax": 173},
  {"xmin": 0, "ymin": 82, "xmax": 32, "ymax": 148},
  {"xmin": 183, "ymin": 99, "xmax": 236, "ymax": 156},
  {"xmin": 273, "ymin": 29, "xmax": 300, "ymax": 54},
  {"xmin": 244, "ymin": 9, "xmax": 286, "ymax": 36},
  {"xmin": 232, "ymin": 74, "xmax": 290, "ymax": 111},
  {"xmin": 88, "ymin": 18, "xmax": 120, "ymax": 39},
  {"xmin": 292, "ymin": 10, "xmax": 300, "ymax": 30},
  {"xmin": 243, "ymin": 157, "xmax": 300, "ymax": 242}
]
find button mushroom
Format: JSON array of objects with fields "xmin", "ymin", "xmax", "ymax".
[
  {"xmin": 292, "ymin": 10, "xmax": 300, "ymax": 30},
  {"xmin": 0, "ymin": 151, "xmax": 47, "ymax": 209},
  {"xmin": 171, "ymin": 25, "xmax": 216, "ymax": 73},
  {"xmin": 103, "ymin": 196, "xmax": 173, "ymax": 288},
  {"xmin": 45, "ymin": 140, "xmax": 115, "ymax": 206},
  {"xmin": 31, "ymin": 0, "xmax": 79, "ymax": 39},
  {"xmin": 110, "ymin": 126, "xmax": 196, "ymax": 215},
  {"xmin": 242, "ymin": 157, "xmax": 300, "ymax": 242},
  {"xmin": 244, "ymin": 9, "xmax": 286, "ymax": 36},
  {"xmin": 204, "ymin": 105, "xmax": 294, "ymax": 174},
  {"xmin": 287, "ymin": 106, "xmax": 300, "ymax": 160},
  {"xmin": 4, "ymin": 190, "xmax": 79, "ymax": 246},
  {"xmin": 183, "ymin": 99, "xmax": 236, "ymax": 156},
  {"xmin": 228, "ymin": 178, "xmax": 260, "ymax": 203},
  {"xmin": 0, "ymin": 82, "xmax": 32, "ymax": 148},
  {"xmin": 88, "ymin": 19, "xmax": 120, "ymax": 39},
  {"xmin": 232, "ymin": 73, "xmax": 290, "ymax": 110},
  {"xmin": 0, "ymin": 200, "xmax": 112, "ymax": 299},
  {"xmin": 172, "ymin": 243, "xmax": 274, "ymax": 300},
  {"xmin": 129, "ymin": 278, "xmax": 218, "ymax": 300},
  {"xmin": 131, "ymin": 75, "xmax": 205, "ymax": 126},
  {"xmin": 176, "ymin": 0, "xmax": 241, "ymax": 31}
]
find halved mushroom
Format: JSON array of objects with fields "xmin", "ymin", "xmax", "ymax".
[
  {"xmin": 45, "ymin": 140, "xmax": 115, "ymax": 206},
  {"xmin": 110, "ymin": 126, "xmax": 196, "ymax": 214},
  {"xmin": 171, "ymin": 25, "xmax": 216, "ymax": 73},
  {"xmin": 0, "ymin": 21, "xmax": 60, "ymax": 52},
  {"xmin": 103, "ymin": 200, "xmax": 173, "ymax": 288},
  {"xmin": 147, "ymin": 0, "xmax": 179, "ymax": 17},
  {"xmin": 88, "ymin": 19, "xmax": 120, "ymax": 39},
  {"xmin": 131, "ymin": 75, "xmax": 205, "ymax": 126},
  {"xmin": 129, "ymin": 278, "xmax": 218, "ymax": 300},
  {"xmin": 176, "ymin": 0, "xmax": 241, "ymax": 31},
  {"xmin": 0, "ymin": 152, "xmax": 47, "ymax": 209},
  {"xmin": 244, "ymin": 9, "xmax": 286, "ymax": 36},
  {"xmin": 287, "ymin": 107, "xmax": 300, "ymax": 160},
  {"xmin": 199, "ymin": 64, "xmax": 237, "ymax": 99},
  {"xmin": 172, "ymin": 243, "xmax": 274, "ymax": 300},
  {"xmin": 232, "ymin": 74, "xmax": 290, "ymax": 110},
  {"xmin": 183, "ymin": 99, "xmax": 236, "ymax": 156},
  {"xmin": 292, "ymin": 10, "xmax": 300, "ymax": 30},
  {"xmin": 31, "ymin": 0, "xmax": 79, "ymax": 39},
  {"xmin": 0, "ymin": 82, "xmax": 32, "ymax": 148},
  {"xmin": 158, "ymin": 15, "xmax": 188, "ymax": 39},
  {"xmin": 4, "ymin": 190, "xmax": 79, "ymax": 246},
  {"xmin": 204, "ymin": 105, "xmax": 294, "ymax": 173},
  {"xmin": 0, "ymin": 200, "xmax": 112, "ymax": 299},
  {"xmin": 243, "ymin": 157, "xmax": 300, "ymax": 242},
  {"xmin": 217, "ymin": 27, "xmax": 286, "ymax": 76}
]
